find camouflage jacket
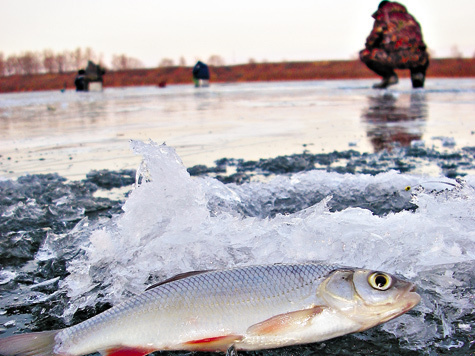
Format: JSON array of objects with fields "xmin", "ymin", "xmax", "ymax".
[{"xmin": 364, "ymin": 2, "xmax": 426, "ymax": 53}]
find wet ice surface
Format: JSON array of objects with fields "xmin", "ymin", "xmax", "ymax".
[
  {"xmin": 0, "ymin": 142, "xmax": 474, "ymax": 355},
  {"xmin": 1, "ymin": 79, "xmax": 475, "ymax": 180},
  {"xmin": 0, "ymin": 79, "xmax": 475, "ymax": 355}
]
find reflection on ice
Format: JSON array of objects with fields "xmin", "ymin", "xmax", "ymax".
[
  {"xmin": 58, "ymin": 141, "xmax": 474, "ymax": 354},
  {"xmin": 362, "ymin": 92, "xmax": 427, "ymax": 152},
  {"xmin": 3, "ymin": 79, "xmax": 475, "ymax": 181}
]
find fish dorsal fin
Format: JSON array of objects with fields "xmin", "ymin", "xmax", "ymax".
[
  {"xmin": 145, "ymin": 270, "xmax": 210, "ymax": 291},
  {"xmin": 246, "ymin": 306, "xmax": 327, "ymax": 336}
]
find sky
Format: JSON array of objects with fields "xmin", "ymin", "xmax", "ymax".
[{"xmin": 1, "ymin": 0, "xmax": 474, "ymax": 68}]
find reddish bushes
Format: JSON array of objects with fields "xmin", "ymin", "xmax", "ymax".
[{"xmin": 0, "ymin": 58, "xmax": 473, "ymax": 93}]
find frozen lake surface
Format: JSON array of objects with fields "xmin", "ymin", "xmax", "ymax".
[
  {"xmin": 0, "ymin": 79, "xmax": 474, "ymax": 355},
  {"xmin": 1, "ymin": 78, "xmax": 474, "ymax": 179}
]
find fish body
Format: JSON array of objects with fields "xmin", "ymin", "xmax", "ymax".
[{"xmin": 0, "ymin": 263, "xmax": 420, "ymax": 356}]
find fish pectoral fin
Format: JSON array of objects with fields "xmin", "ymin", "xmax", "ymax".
[
  {"xmin": 246, "ymin": 306, "xmax": 327, "ymax": 336},
  {"xmin": 183, "ymin": 334, "xmax": 244, "ymax": 352},
  {"xmin": 101, "ymin": 346, "xmax": 156, "ymax": 356}
]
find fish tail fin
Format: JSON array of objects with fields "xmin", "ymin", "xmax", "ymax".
[{"xmin": 0, "ymin": 330, "xmax": 59, "ymax": 356}]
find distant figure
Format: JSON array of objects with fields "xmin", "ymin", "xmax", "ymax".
[
  {"xmin": 192, "ymin": 61, "xmax": 210, "ymax": 87},
  {"xmin": 359, "ymin": 1, "xmax": 429, "ymax": 89},
  {"xmin": 74, "ymin": 69, "xmax": 87, "ymax": 91},
  {"xmin": 74, "ymin": 61, "xmax": 106, "ymax": 92}
]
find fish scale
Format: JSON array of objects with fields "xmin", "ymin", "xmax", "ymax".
[
  {"xmin": 57, "ymin": 263, "xmax": 336, "ymax": 354},
  {"xmin": 0, "ymin": 262, "xmax": 420, "ymax": 356}
]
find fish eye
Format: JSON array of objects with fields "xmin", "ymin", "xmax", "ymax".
[{"xmin": 368, "ymin": 272, "xmax": 392, "ymax": 291}]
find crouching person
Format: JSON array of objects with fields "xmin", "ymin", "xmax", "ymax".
[{"xmin": 360, "ymin": 1, "xmax": 429, "ymax": 89}]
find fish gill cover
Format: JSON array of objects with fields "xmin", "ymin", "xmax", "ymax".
[{"xmin": 1, "ymin": 140, "xmax": 474, "ymax": 355}]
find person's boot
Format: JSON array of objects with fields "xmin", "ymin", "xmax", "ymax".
[
  {"xmin": 411, "ymin": 72, "xmax": 425, "ymax": 88},
  {"xmin": 373, "ymin": 74, "xmax": 399, "ymax": 89}
]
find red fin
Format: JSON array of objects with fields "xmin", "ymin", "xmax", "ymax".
[
  {"xmin": 104, "ymin": 346, "xmax": 155, "ymax": 356},
  {"xmin": 183, "ymin": 334, "xmax": 243, "ymax": 352},
  {"xmin": 247, "ymin": 306, "xmax": 326, "ymax": 336}
]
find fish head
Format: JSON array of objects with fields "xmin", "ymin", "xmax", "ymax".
[{"xmin": 318, "ymin": 268, "xmax": 420, "ymax": 331}]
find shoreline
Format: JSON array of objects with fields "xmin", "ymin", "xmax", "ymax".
[{"xmin": 1, "ymin": 58, "xmax": 474, "ymax": 93}]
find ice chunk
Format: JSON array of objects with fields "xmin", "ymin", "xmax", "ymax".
[
  {"xmin": 61, "ymin": 141, "xmax": 474, "ymax": 353},
  {"xmin": 432, "ymin": 136, "xmax": 456, "ymax": 147},
  {"xmin": 0, "ymin": 271, "xmax": 16, "ymax": 285}
]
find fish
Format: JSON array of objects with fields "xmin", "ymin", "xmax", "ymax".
[{"xmin": 0, "ymin": 262, "xmax": 420, "ymax": 356}]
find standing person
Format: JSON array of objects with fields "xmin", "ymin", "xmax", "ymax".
[
  {"xmin": 192, "ymin": 61, "xmax": 210, "ymax": 87},
  {"xmin": 74, "ymin": 69, "xmax": 87, "ymax": 91},
  {"xmin": 359, "ymin": 1, "xmax": 429, "ymax": 89}
]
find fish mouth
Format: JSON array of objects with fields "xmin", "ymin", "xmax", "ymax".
[
  {"xmin": 377, "ymin": 289, "xmax": 420, "ymax": 325},
  {"xmin": 401, "ymin": 283, "xmax": 421, "ymax": 312},
  {"xmin": 380, "ymin": 283, "xmax": 420, "ymax": 322}
]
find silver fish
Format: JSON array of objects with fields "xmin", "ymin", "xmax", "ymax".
[{"xmin": 0, "ymin": 262, "xmax": 420, "ymax": 356}]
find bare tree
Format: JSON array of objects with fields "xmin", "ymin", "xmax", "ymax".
[
  {"xmin": 71, "ymin": 47, "xmax": 84, "ymax": 70},
  {"xmin": 3, "ymin": 52, "xmax": 41, "ymax": 75},
  {"xmin": 179, "ymin": 56, "xmax": 186, "ymax": 66},
  {"xmin": 159, "ymin": 58, "xmax": 174, "ymax": 67},
  {"xmin": 450, "ymin": 45, "xmax": 463, "ymax": 59},
  {"xmin": 17, "ymin": 51, "xmax": 41, "ymax": 75},
  {"xmin": 208, "ymin": 55, "xmax": 225, "ymax": 66},
  {"xmin": 5, "ymin": 56, "xmax": 17, "ymax": 75},
  {"xmin": 84, "ymin": 47, "xmax": 97, "ymax": 64},
  {"xmin": 42, "ymin": 49, "xmax": 56, "ymax": 73},
  {"xmin": 111, "ymin": 54, "xmax": 143, "ymax": 70},
  {"xmin": 55, "ymin": 52, "xmax": 67, "ymax": 73},
  {"xmin": 0, "ymin": 52, "xmax": 4, "ymax": 76},
  {"xmin": 130, "ymin": 57, "xmax": 144, "ymax": 69},
  {"xmin": 111, "ymin": 54, "xmax": 127, "ymax": 70},
  {"xmin": 1, "ymin": 48, "xmax": 148, "ymax": 75}
]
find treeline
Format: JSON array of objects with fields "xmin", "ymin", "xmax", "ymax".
[
  {"xmin": 0, "ymin": 46, "xmax": 232, "ymax": 77},
  {"xmin": 1, "ymin": 58, "xmax": 474, "ymax": 93},
  {"xmin": 0, "ymin": 48, "xmax": 144, "ymax": 76}
]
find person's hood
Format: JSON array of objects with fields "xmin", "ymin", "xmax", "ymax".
[{"xmin": 372, "ymin": 1, "xmax": 407, "ymax": 19}]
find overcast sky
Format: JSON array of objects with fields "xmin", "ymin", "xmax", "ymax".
[{"xmin": 1, "ymin": 0, "xmax": 473, "ymax": 67}]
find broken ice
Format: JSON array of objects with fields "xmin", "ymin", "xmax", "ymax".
[{"xmin": 57, "ymin": 141, "xmax": 475, "ymax": 354}]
